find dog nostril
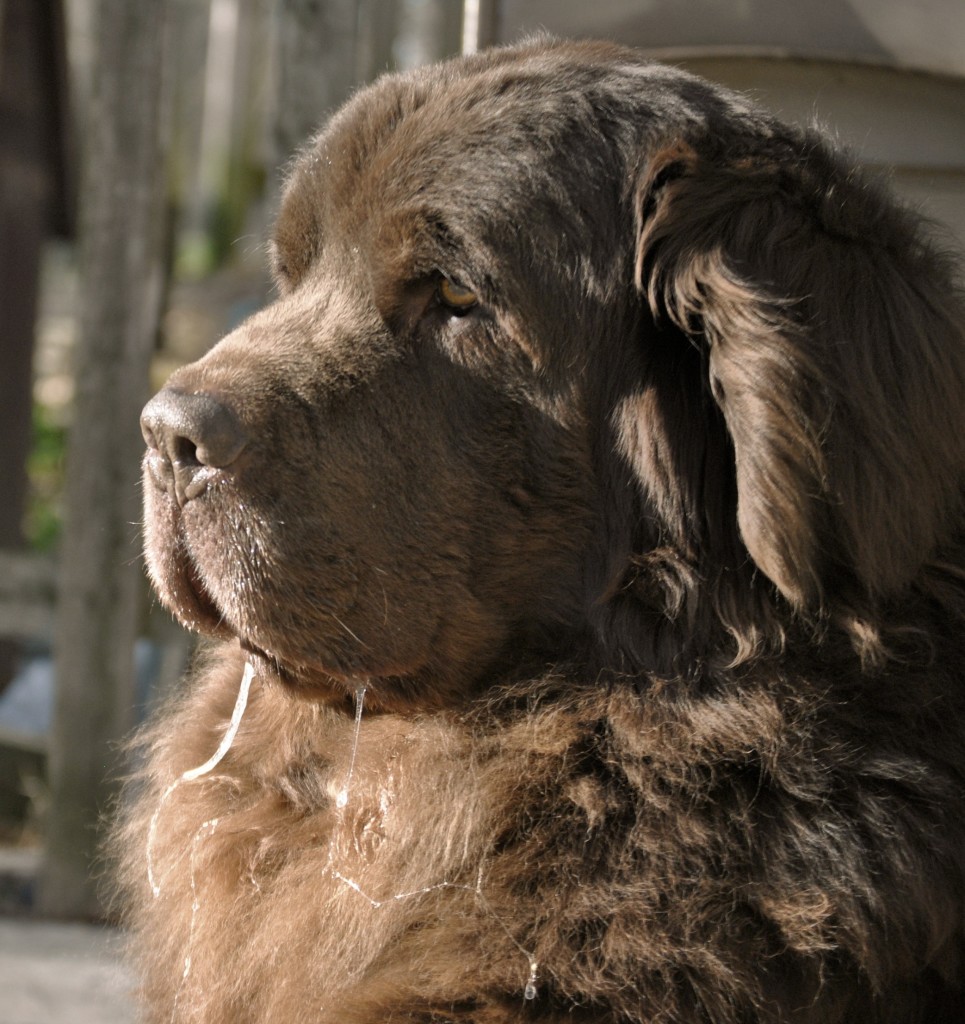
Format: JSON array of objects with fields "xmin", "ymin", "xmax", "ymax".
[{"xmin": 141, "ymin": 388, "xmax": 248, "ymax": 502}]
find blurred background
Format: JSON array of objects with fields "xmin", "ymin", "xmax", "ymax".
[{"xmin": 0, "ymin": 0, "xmax": 962, "ymax": 979}]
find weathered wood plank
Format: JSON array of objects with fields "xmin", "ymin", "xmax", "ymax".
[{"xmin": 39, "ymin": 0, "xmax": 173, "ymax": 921}]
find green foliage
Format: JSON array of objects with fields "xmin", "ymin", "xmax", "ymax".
[
  {"xmin": 174, "ymin": 158, "xmax": 267, "ymax": 280},
  {"xmin": 25, "ymin": 403, "xmax": 67, "ymax": 552}
]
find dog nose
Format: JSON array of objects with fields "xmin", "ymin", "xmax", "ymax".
[{"xmin": 141, "ymin": 388, "xmax": 248, "ymax": 504}]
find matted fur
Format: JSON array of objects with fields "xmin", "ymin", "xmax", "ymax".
[{"xmin": 117, "ymin": 40, "xmax": 965, "ymax": 1023}]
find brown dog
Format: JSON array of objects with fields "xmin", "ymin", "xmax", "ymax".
[{"xmin": 120, "ymin": 39, "xmax": 965, "ymax": 1023}]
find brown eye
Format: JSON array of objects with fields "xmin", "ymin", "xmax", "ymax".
[{"xmin": 437, "ymin": 277, "xmax": 478, "ymax": 312}]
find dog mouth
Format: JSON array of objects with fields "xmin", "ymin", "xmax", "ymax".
[
  {"xmin": 164, "ymin": 544, "xmax": 302, "ymax": 683},
  {"xmin": 159, "ymin": 529, "xmax": 233, "ymax": 639},
  {"xmin": 145, "ymin": 490, "xmax": 443, "ymax": 710},
  {"xmin": 146, "ymin": 491, "xmax": 274, "ymax": 655},
  {"xmin": 153, "ymin": 523, "xmax": 359, "ymax": 698}
]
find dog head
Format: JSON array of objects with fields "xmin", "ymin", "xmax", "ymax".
[{"xmin": 141, "ymin": 40, "xmax": 965, "ymax": 708}]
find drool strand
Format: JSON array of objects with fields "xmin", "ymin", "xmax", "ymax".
[
  {"xmin": 336, "ymin": 683, "xmax": 368, "ymax": 809},
  {"xmin": 147, "ymin": 660, "xmax": 257, "ymax": 897},
  {"xmin": 182, "ymin": 660, "xmax": 256, "ymax": 781},
  {"xmin": 329, "ymin": 867, "xmax": 540, "ymax": 1001}
]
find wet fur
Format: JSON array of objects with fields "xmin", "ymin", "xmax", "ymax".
[{"xmin": 116, "ymin": 40, "xmax": 965, "ymax": 1023}]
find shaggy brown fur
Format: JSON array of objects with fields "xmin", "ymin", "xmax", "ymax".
[{"xmin": 118, "ymin": 40, "xmax": 965, "ymax": 1023}]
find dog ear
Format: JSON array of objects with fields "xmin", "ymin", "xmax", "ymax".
[{"xmin": 632, "ymin": 137, "xmax": 965, "ymax": 620}]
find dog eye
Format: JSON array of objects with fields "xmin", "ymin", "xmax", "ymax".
[{"xmin": 437, "ymin": 277, "xmax": 478, "ymax": 313}]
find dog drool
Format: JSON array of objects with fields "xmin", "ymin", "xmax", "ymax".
[{"xmin": 147, "ymin": 663, "xmax": 539, "ymax": 1009}]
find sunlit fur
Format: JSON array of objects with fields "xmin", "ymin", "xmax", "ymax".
[{"xmin": 116, "ymin": 40, "xmax": 965, "ymax": 1023}]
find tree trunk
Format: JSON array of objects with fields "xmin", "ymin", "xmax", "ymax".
[{"xmin": 39, "ymin": 0, "xmax": 172, "ymax": 920}]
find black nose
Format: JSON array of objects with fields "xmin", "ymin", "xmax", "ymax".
[{"xmin": 141, "ymin": 388, "xmax": 248, "ymax": 504}]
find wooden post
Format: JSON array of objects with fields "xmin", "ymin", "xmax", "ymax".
[
  {"xmin": 273, "ymin": 0, "xmax": 364, "ymax": 162},
  {"xmin": 39, "ymin": 0, "xmax": 172, "ymax": 920},
  {"xmin": 0, "ymin": 0, "xmax": 74, "ymax": 692},
  {"xmin": 461, "ymin": 0, "xmax": 498, "ymax": 53}
]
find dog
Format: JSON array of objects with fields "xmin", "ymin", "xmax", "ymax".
[{"xmin": 119, "ymin": 39, "xmax": 965, "ymax": 1023}]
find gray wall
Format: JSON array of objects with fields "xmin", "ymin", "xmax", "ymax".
[{"xmin": 489, "ymin": 0, "xmax": 965, "ymax": 247}]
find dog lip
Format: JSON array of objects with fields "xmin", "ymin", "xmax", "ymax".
[
  {"xmin": 180, "ymin": 570, "xmax": 231, "ymax": 637},
  {"xmin": 158, "ymin": 529, "xmax": 234, "ymax": 638},
  {"xmin": 238, "ymin": 641, "xmax": 357, "ymax": 704},
  {"xmin": 184, "ymin": 560, "xmax": 219, "ymax": 617},
  {"xmin": 239, "ymin": 639, "xmax": 290, "ymax": 679}
]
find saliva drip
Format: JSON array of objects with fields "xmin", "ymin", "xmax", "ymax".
[
  {"xmin": 150, "ymin": 664, "xmax": 541, "ymax": 1006},
  {"xmin": 324, "ymin": 686, "xmax": 541, "ymax": 1004},
  {"xmin": 524, "ymin": 961, "xmax": 539, "ymax": 1001},
  {"xmin": 147, "ymin": 660, "xmax": 256, "ymax": 897},
  {"xmin": 182, "ymin": 659, "xmax": 256, "ymax": 782},
  {"xmin": 330, "ymin": 862, "xmax": 540, "ymax": 1002},
  {"xmin": 335, "ymin": 684, "xmax": 367, "ymax": 809}
]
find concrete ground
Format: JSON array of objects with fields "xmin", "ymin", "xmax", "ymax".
[
  {"xmin": 0, "ymin": 847, "xmax": 136, "ymax": 1024},
  {"xmin": 0, "ymin": 917, "xmax": 136, "ymax": 1024}
]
